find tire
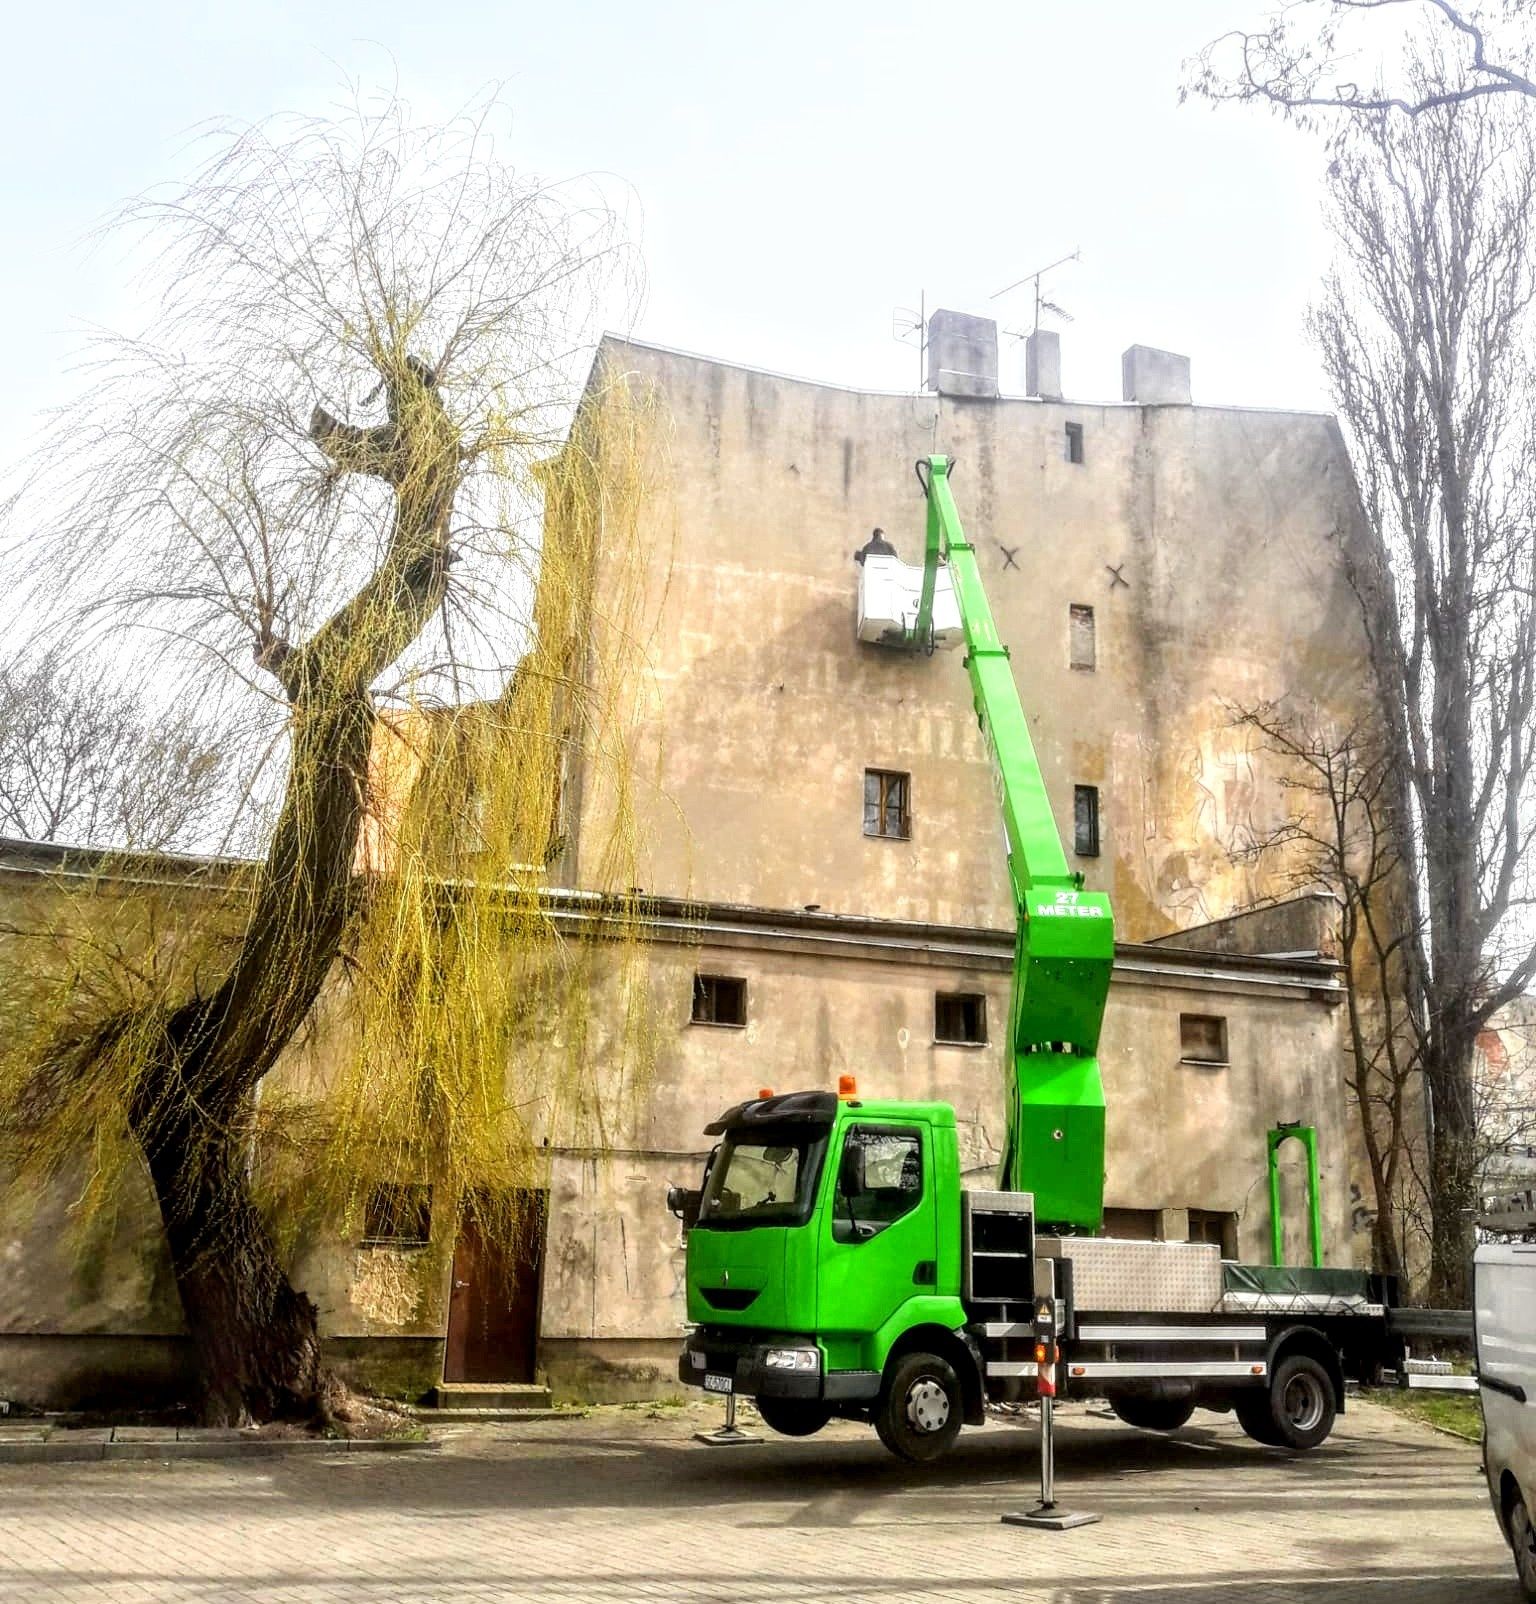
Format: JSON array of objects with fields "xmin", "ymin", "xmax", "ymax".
[
  {"xmin": 754, "ymin": 1397, "xmax": 832, "ymax": 1438},
  {"xmin": 1239, "ymin": 1355, "xmax": 1336, "ymax": 1451},
  {"xmin": 1109, "ymin": 1395, "xmax": 1196, "ymax": 1433},
  {"xmin": 1233, "ymin": 1387, "xmax": 1281, "ymax": 1446},
  {"xmin": 875, "ymin": 1351, "xmax": 964, "ymax": 1463},
  {"xmin": 1509, "ymin": 1488, "xmax": 1536, "ymax": 1603}
]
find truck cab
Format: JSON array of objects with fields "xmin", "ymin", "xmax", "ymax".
[{"xmin": 678, "ymin": 1087, "xmax": 985, "ymax": 1460}]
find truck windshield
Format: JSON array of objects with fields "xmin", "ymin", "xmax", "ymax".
[{"xmin": 696, "ymin": 1125, "xmax": 827, "ymax": 1230}]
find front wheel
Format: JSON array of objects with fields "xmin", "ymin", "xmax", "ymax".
[
  {"xmin": 1508, "ymin": 1489, "xmax": 1536, "ymax": 1603},
  {"xmin": 754, "ymin": 1397, "xmax": 832, "ymax": 1437},
  {"xmin": 875, "ymin": 1351, "xmax": 963, "ymax": 1462},
  {"xmin": 1109, "ymin": 1395, "xmax": 1196, "ymax": 1433}
]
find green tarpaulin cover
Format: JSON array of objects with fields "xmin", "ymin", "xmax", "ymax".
[{"xmin": 1222, "ymin": 1262, "xmax": 1373, "ymax": 1299}]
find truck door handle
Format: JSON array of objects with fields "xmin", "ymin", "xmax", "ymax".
[{"xmin": 913, "ymin": 1261, "xmax": 937, "ymax": 1286}]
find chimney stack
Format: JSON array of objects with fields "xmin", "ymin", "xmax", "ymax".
[
  {"xmin": 1024, "ymin": 330, "xmax": 1063, "ymax": 401},
  {"xmin": 925, "ymin": 309, "xmax": 999, "ymax": 399},
  {"xmin": 1122, "ymin": 344, "xmax": 1191, "ymax": 405}
]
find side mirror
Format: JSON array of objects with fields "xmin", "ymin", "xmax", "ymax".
[
  {"xmin": 667, "ymin": 1185, "xmax": 704, "ymax": 1231},
  {"xmin": 838, "ymin": 1144, "xmax": 865, "ymax": 1197}
]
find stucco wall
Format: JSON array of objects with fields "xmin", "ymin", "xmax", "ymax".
[
  {"xmin": 1, "ymin": 860, "xmax": 1354, "ymax": 1407},
  {"xmin": 568, "ymin": 340, "xmax": 1373, "ymax": 943}
]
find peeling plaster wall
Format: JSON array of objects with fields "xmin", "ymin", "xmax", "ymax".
[
  {"xmin": 531, "ymin": 930, "xmax": 1359, "ymax": 1398},
  {"xmin": 571, "ymin": 342, "xmax": 1374, "ymax": 942}
]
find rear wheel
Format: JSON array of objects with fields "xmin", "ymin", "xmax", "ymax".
[
  {"xmin": 1109, "ymin": 1395, "xmax": 1196, "ymax": 1433},
  {"xmin": 754, "ymin": 1397, "xmax": 832, "ymax": 1437},
  {"xmin": 1233, "ymin": 1387, "xmax": 1280, "ymax": 1445},
  {"xmin": 1508, "ymin": 1488, "xmax": 1536, "ymax": 1602},
  {"xmin": 875, "ymin": 1351, "xmax": 963, "ymax": 1462},
  {"xmin": 1236, "ymin": 1355, "xmax": 1336, "ymax": 1450}
]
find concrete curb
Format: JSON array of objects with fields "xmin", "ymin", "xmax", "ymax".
[{"xmin": 0, "ymin": 1431, "xmax": 439, "ymax": 1465}]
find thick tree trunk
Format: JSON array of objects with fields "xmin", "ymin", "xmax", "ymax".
[
  {"xmin": 129, "ymin": 1080, "xmax": 330, "ymax": 1425},
  {"xmin": 1424, "ymin": 1034, "xmax": 1480, "ymax": 1308}
]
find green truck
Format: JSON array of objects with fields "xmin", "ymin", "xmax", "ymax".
[{"xmin": 670, "ymin": 456, "xmax": 1407, "ymax": 1462}]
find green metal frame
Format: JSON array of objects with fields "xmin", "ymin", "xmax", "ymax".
[
  {"xmin": 911, "ymin": 456, "xmax": 1113, "ymax": 1229},
  {"xmin": 1266, "ymin": 1123, "xmax": 1324, "ymax": 1268}
]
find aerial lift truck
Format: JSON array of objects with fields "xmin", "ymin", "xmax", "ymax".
[{"xmin": 670, "ymin": 457, "xmax": 1405, "ymax": 1462}]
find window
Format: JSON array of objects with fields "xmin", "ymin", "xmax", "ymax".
[
  {"xmin": 832, "ymin": 1127, "xmax": 923, "ymax": 1242},
  {"xmin": 363, "ymin": 1183, "xmax": 432, "ymax": 1246},
  {"xmin": 697, "ymin": 1129, "xmax": 827, "ymax": 1230},
  {"xmin": 1180, "ymin": 1013, "xmax": 1229, "ymax": 1066},
  {"xmin": 1064, "ymin": 422, "xmax": 1085, "ymax": 465},
  {"xmin": 1101, "ymin": 1207, "xmax": 1159, "ymax": 1241},
  {"xmin": 1188, "ymin": 1208, "xmax": 1239, "ymax": 1257},
  {"xmin": 692, "ymin": 973, "xmax": 747, "ymax": 1028},
  {"xmin": 935, "ymin": 991, "xmax": 987, "ymax": 1044},
  {"xmin": 1069, "ymin": 603, "xmax": 1096, "ymax": 671},
  {"xmin": 1073, "ymin": 784, "xmax": 1100, "ymax": 857},
  {"xmin": 864, "ymin": 769, "xmax": 911, "ymax": 840}
]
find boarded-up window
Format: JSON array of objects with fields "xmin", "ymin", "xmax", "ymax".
[
  {"xmin": 1180, "ymin": 1013, "xmax": 1229, "ymax": 1065},
  {"xmin": 1188, "ymin": 1208, "xmax": 1239, "ymax": 1256},
  {"xmin": 363, "ymin": 1183, "xmax": 432, "ymax": 1246},
  {"xmin": 1069, "ymin": 604, "xmax": 1096, "ymax": 671},
  {"xmin": 934, "ymin": 992, "xmax": 987, "ymax": 1044},
  {"xmin": 692, "ymin": 974, "xmax": 747, "ymax": 1028},
  {"xmin": 1064, "ymin": 421, "xmax": 1085, "ymax": 464},
  {"xmin": 1102, "ymin": 1207, "xmax": 1158, "ymax": 1240},
  {"xmin": 864, "ymin": 769, "xmax": 911, "ymax": 839},
  {"xmin": 1073, "ymin": 784, "xmax": 1100, "ymax": 856}
]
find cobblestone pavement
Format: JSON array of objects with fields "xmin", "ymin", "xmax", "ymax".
[{"xmin": 0, "ymin": 1397, "xmax": 1517, "ymax": 1604}]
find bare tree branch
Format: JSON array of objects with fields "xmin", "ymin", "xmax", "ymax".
[{"xmin": 1188, "ymin": 1, "xmax": 1536, "ymax": 122}]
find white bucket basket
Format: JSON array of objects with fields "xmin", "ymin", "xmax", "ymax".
[{"xmin": 856, "ymin": 555, "xmax": 963, "ymax": 649}]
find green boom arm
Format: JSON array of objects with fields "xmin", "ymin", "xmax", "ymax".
[{"xmin": 914, "ymin": 455, "xmax": 1113, "ymax": 1230}]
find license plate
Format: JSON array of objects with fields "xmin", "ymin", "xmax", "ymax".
[{"xmin": 703, "ymin": 1372, "xmax": 733, "ymax": 1395}]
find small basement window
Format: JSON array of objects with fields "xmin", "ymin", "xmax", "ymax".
[
  {"xmin": 1101, "ymin": 1207, "xmax": 1159, "ymax": 1240},
  {"xmin": 1073, "ymin": 785, "xmax": 1100, "ymax": 857},
  {"xmin": 934, "ymin": 992, "xmax": 987, "ymax": 1045},
  {"xmin": 363, "ymin": 1183, "xmax": 432, "ymax": 1247},
  {"xmin": 692, "ymin": 973, "xmax": 747, "ymax": 1028},
  {"xmin": 1188, "ymin": 1208, "xmax": 1239, "ymax": 1257},
  {"xmin": 1064, "ymin": 422, "xmax": 1085, "ymax": 465},
  {"xmin": 1180, "ymin": 1013, "xmax": 1229, "ymax": 1066},
  {"xmin": 864, "ymin": 769, "xmax": 911, "ymax": 840},
  {"xmin": 1069, "ymin": 603, "xmax": 1096, "ymax": 671}
]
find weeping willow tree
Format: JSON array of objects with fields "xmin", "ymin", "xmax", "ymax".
[{"xmin": 0, "ymin": 92, "xmax": 663, "ymax": 1425}]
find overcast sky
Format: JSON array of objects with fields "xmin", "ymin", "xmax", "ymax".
[{"xmin": 1, "ymin": 0, "xmax": 1333, "ymax": 461}]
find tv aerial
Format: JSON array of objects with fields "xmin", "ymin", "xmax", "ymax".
[
  {"xmin": 892, "ymin": 290, "xmax": 927, "ymax": 389},
  {"xmin": 991, "ymin": 249, "xmax": 1081, "ymax": 340}
]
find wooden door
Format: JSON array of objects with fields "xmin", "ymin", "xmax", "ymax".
[{"xmin": 444, "ymin": 1190, "xmax": 548, "ymax": 1383}]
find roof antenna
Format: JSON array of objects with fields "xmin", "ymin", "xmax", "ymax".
[
  {"xmin": 991, "ymin": 250, "xmax": 1081, "ymax": 340},
  {"xmin": 892, "ymin": 290, "xmax": 926, "ymax": 390}
]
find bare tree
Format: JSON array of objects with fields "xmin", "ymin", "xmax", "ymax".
[
  {"xmin": 1305, "ymin": 51, "xmax": 1536, "ymax": 1304},
  {"xmin": 1189, "ymin": 1, "xmax": 1536, "ymax": 120},
  {"xmin": 0, "ymin": 648, "xmax": 228, "ymax": 851},
  {"xmin": 1231, "ymin": 704, "xmax": 1424, "ymax": 1285},
  {"xmin": 0, "ymin": 92, "xmax": 657, "ymax": 1424}
]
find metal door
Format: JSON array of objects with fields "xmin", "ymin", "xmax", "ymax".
[
  {"xmin": 444, "ymin": 1189, "xmax": 548, "ymax": 1383},
  {"xmin": 817, "ymin": 1124, "xmax": 935, "ymax": 1337}
]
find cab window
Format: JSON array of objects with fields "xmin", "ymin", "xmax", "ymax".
[{"xmin": 831, "ymin": 1126, "xmax": 923, "ymax": 1243}]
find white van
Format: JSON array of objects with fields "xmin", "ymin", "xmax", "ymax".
[{"xmin": 1476, "ymin": 1233, "xmax": 1536, "ymax": 1601}]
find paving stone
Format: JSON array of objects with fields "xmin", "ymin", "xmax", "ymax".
[{"xmin": 0, "ymin": 1399, "xmax": 1514, "ymax": 1603}]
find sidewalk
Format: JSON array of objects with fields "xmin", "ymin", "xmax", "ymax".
[{"xmin": 0, "ymin": 1419, "xmax": 437, "ymax": 1463}]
